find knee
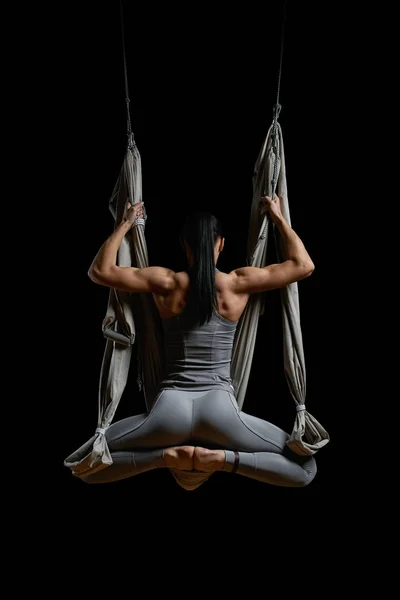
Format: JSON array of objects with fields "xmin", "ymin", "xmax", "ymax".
[
  {"xmin": 299, "ymin": 457, "xmax": 317, "ymax": 487},
  {"xmin": 284, "ymin": 447, "xmax": 317, "ymax": 487}
]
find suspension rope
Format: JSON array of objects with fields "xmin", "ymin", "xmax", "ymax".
[
  {"xmin": 119, "ymin": 1, "xmax": 133, "ymax": 144},
  {"xmin": 275, "ymin": 0, "xmax": 287, "ymax": 110},
  {"xmin": 270, "ymin": 0, "xmax": 288, "ymax": 258},
  {"xmin": 249, "ymin": 0, "xmax": 288, "ymax": 265},
  {"xmin": 264, "ymin": 0, "xmax": 288, "ymax": 199}
]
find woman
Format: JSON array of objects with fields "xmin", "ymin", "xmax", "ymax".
[{"xmin": 83, "ymin": 194, "xmax": 316, "ymax": 489}]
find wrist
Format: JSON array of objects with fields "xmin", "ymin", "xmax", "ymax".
[
  {"xmin": 271, "ymin": 213, "xmax": 284, "ymax": 226},
  {"xmin": 120, "ymin": 219, "xmax": 133, "ymax": 232}
]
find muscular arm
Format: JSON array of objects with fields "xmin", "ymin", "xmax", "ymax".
[
  {"xmin": 88, "ymin": 204, "xmax": 176, "ymax": 294},
  {"xmin": 231, "ymin": 198, "xmax": 315, "ymax": 295}
]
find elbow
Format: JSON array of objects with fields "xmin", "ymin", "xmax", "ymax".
[
  {"xmin": 302, "ymin": 260, "xmax": 315, "ymax": 279},
  {"xmin": 294, "ymin": 259, "xmax": 314, "ymax": 280},
  {"xmin": 88, "ymin": 265, "xmax": 103, "ymax": 284},
  {"xmin": 88, "ymin": 264, "xmax": 115, "ymax": 286}
]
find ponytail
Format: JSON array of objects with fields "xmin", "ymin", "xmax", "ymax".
[{"xmin": 181, "ymin": 212, "xmax": 223, "ymax": 325}]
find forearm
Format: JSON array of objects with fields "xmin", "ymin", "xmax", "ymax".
[
  {"xmin": 88, "ymin": 219, "xmax": 134, "ymax": 278},
  {"xmin": 272, "ymin": 214, "xmax": 313, "ymax": 267}
]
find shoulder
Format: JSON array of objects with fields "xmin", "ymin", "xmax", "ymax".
[
  {"xmin": 157, "ymin": 270, "xmax": 190, "ymax": 294},
  {"xmin": 215, "ymin": 269, "xmax": 248, "ymax": 298},
  {"xmin": 217, "ymin": 266, "xmax": 264, "ymax": 295},
  {"xmin": 216, "ymin": 268, "xmax": 243, "ymax": 291},
  {"xmin": 215, "ymin": 269, "xmax": 231, "ymax": 288},
  {"xmin": 174, "ymin": 270, "xmax": 190, "ymax": 288}
]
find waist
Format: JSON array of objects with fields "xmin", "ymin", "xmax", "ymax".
[{"xmin": 160, "ymin": 371, "xmax": 234, "ymax": 392}]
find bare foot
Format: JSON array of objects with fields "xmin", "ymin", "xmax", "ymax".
[
  {"xmin": 163, "ymin": 446, "xmax": 195, "ymax": 470},
  {"xmin": 193, "ymin": 447, "xmax": 226, "ymax": 472}
]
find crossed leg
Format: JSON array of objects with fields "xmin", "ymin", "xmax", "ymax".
[
  {"xmin": 83, "ymin": 389, "xmax": 316, "ymax": 488},
  {"xmin": 190, "ymin": 390, "xmax": 317, "ymax": 487},
  {"xmin": 82, "ymin": 390, "xmax": 195, "ymax": 483}
]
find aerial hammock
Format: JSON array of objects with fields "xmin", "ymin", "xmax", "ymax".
[{"xmin": 64, "ymin": 3, "xmax": 330, "ymax": 489}]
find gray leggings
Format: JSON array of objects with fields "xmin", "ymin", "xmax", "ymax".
[{"xmin": 83, "ymin": 388, "xmax": 316, "ymax": 488}]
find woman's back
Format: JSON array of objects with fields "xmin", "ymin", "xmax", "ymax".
[
  {"xmin": 152, "ymin": 269, "xmax": 250, "ymax": 323},
  {"xmin": 160, "ymin": 308, "xmax": 237, "ymax": 391},
  {"xmin": 154, "ymin": 268, "xmax": 244, "ymax": 391}
]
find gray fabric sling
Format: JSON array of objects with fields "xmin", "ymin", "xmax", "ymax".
[{"xmin": 64, "ymin": 125, "xmax": 329, "ymax": 482}]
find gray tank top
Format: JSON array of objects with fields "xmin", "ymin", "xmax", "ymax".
[{"xmin": 160, "ymin": 310, "xmax": 238, "ymax": 392}]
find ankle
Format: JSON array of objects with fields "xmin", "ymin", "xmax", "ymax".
[
  {"xmin": 193, "ymin": 447, "xmax": 226, "ymax": 472},
  {"xmin": 163, "ymin": 446, "xmax": 195, "ymax": 470}
]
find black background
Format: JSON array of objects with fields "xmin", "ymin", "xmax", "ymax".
[{"xmin": 41, "ymin": 1, "xmax": 354, "ymax": 529}]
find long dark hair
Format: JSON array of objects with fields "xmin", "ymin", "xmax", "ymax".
[{"xmin": 181, "ymin": 212, "xmax": 223, "ymax": 325}]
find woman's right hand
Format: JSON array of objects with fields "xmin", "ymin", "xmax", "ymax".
[
  {"xmin": 260, "ymin": 194, "xmax": 283, "ymax": 221},
  {"xmin": 124, "ymin": 200, "xmax": 145, "ymax": 226}
]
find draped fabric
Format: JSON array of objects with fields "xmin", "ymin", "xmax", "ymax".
[
  {"xmin": 64, "ymin": 125, "xmax": 329, "ymax": 483},
  {"xmin": 231, "ymin": 123, "xmax": 329, "ymax": 455},
  {"xmin": 64, "ymin": 135, "xmax": 164, "ymax": 477}
]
